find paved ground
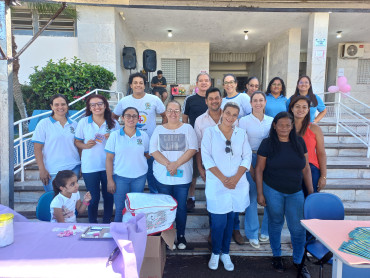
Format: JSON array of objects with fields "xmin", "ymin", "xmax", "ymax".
[{"xmin": 164, "ymin": 255, "xmax": 332, "ymax": 278}]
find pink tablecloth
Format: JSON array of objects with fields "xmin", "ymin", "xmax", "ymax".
[
  {"xmin": 0, "ymin": 215, "xmax": 147, "ymax": 278},
  {"xmin": 301, "ymin": 219, "xmax": 370, "ymax": 266}
]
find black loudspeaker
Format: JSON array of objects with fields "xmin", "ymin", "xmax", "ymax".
[
  {"xmin": 122, "ymin": 47, "xmax": 136, "ymax": 69},
  {"xmin": 143, "ymin": 49, "xmax": 157, "ymax": 72}
]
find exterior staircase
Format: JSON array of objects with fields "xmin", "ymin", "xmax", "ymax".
[{"xmin": 13, "ymin": 121, "xmax": 370, "ymax": 256}]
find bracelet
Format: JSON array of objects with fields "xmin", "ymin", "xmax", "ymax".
[
  {"xmin": 320, "ymin": 176, "xmax": 326, "ymax": 179},
  {"xmin": 83, "ymin": 201, "xmax": 90, "ymax": 206}
]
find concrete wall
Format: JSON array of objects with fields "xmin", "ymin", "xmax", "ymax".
[
  {"xmin": 114, "ymin": 9, "xmax": 136, "ymax": 93},
  {"xmin": 248, "ymin": 46, "xmax": 266, "ymax": 90},
  {"xmin": 77, "ymin": 6, "xmax": 118, "ymax": 90},
  {"xmin": 136, "ymin": 41, "xmax": 209, "ymax": 87},
  {"xmin": 336, "ymin": 43, "xmax": 370, "ymax": 105},
  {"xmin": 14, "ymin": 36, "xmax": 78, "ymax": 84},
  {"xmin": 267, "ymin": 28, "xmax": 301, "ymax": 97}
]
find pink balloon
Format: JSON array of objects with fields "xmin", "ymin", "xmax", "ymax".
[
  {"xmin": 328, "ymin": 86, "xmax": 339, "ymax": 93},
  {"xmin": 341, "ymin": 84, "xmax": 351, "ymax": 93},
  {"xmin": 337, "ymin": 76, "xmax": 348, "ymax": 87}
]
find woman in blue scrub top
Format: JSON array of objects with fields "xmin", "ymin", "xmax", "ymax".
[
  {"xmin": 287, "ymin": 75, "xmax": 327, "ymax": 123},
  {"xmin": 32, "ymin": 94, "xmax": 80, "ymax": 192},
  {"xmin": 265, "ymin": 77, "xmax": 287, "ymax": 118},
  {"xmin": 105, "ymin": 107, "xmax": 150, "ymax": 222},
  {"xmin": 75, "ymin": 94, "xmax": 120, "ymax": 223}
]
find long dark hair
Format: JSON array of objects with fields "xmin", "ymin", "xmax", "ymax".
[
  {"xmin": 85, "ymin": 94, "xmax": 115, "ymax": 130},
  {"xmin": 292, "ymin": 75, "xmax": 318, "ymax": 107},
  {"xmin": 265, "ymin": 77, "xmax": 286, "ymax": 97},
  {"xmin": 288, "ymin": 95, "xmax": 311, "ymax": 136},
  {"xmin": 49, "ymin": 94, "xmax": 69, "ymax": 117},
  {"xmin": 268, "ymin": 112, "xmax": 304, "ymax": 158},
  {"xmin": 52, "ymin": 170, "xmax": 77, "ymax": 197}
]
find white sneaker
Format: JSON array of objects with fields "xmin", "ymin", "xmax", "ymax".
[
  {"xmin": 220, "ymin": 254, "xmax": 234, "ymax": 271},
  {"xmin": 208, "ymin": 253, "xmax": 220, "ymax": 270},
  {"xmin": 259, "ymin": 234, "xmax": 270, "ymax": 242},
  {"xmin": 249, "ymin": 239, "xmax": 260, "ymax": 249}
]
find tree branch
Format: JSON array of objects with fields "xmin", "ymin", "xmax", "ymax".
[{"xmin": 13, "ymin": 2, "xmax": 67, "ymax": 60}]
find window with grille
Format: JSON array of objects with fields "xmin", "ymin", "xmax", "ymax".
[
  {"xmin": 357, "ymin": 59, "xmax": 370, "ymax": 84},
  {"xmin": 161, "ymin": 59, "xmax": 190, "ymax": 84},
  {"xmin": 11, "ymin": 7, "xmax": 76, "ymax": 37}
]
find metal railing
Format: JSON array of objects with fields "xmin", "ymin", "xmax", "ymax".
[
  {"xmin": 318, "ymin": 92, "xmax": 370, "ymax": 158},
  {"xmin": 13, "ymin": 89, "xmax": 124, "ymax": 181}
]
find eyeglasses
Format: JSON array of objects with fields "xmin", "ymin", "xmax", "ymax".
[
  {"xmin": 225, "ymin": 140, "xmax": 233, "ymax": 155},
  {"xmin": 123, "ymin": 114, "xmax": 139, "ymax": 119},
  {"xmin": 298, "ymin": 81, "xmax": 310, "ymax": 85},
  {"xmin": 90, "ymin": 102, "xmax": 104, "ymax": 108},
  {"xmin": 166, "ymin": 109, "xmax": 181, "ymax": 114},
  {"xmin": 223, "ymin": 81, "xmax": 236, "ymax": 85}
]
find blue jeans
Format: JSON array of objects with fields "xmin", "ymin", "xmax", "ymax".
[
  {"xmin": 45, "ymin": 164, "xmax": 81, "ymax": 192},
  {"xmin": 302, "ymin": 163, "xmax": 320, "ymax": 197},
  {"xmin": 113, "ymin": 174, "xmax": 147, "ymax": 222},
  {"xmin": 82, "ymin": 171, "xmax": 113, "ymax": 223},
  {"xmin": 147, "ymin": 156, "xmax": 158, "ymax": 193},
  {"xmin": 263, "ymin": 183, "xmax": 305, "ymax": 264},
  {"xmin": 210, "ymin": 212, "xmax": 235, "ymax": 255},
  {"xmin": 245, "ymin": 153, "xmax": 269, "ymax": 239},
  {"xmin": 156, "ymin": 182, "xmax": 190, "ymax": 238}
]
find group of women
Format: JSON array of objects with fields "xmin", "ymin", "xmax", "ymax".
[{"xmin": 32, "ymin": 72, "xmax": 327, "ymax": 276}]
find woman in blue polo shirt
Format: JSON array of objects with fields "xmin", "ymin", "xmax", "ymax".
[
  {"xmin": 286, "ymin": 75, "xmax": 327, "ymax": 123},
  {"xmin": 32, "ymin": 94, "xmax": 80, "ymax": 192},
  {"xmin": 105, "ymin": 107, "xmax": 149, "ymax": 222},
  {"xmin": 265, "ymin": 77, "xmax": 287, "ymax": 118},
  {"xmin": 74, "ymin": 94, "xmax": 120, "ymax": 223}
]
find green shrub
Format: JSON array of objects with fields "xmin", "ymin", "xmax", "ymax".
[
  {"xmin": 29, "ymin": 57, "xmax": 116, "ymax": 110},
  {"xmin": 14, "ymin": 85, "xmax": 48, "ymax": 122}
]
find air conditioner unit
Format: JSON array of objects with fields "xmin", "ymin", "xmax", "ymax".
[{"xmin": 341, "ymin": 44, "xmax": 365, "ymax": 58}]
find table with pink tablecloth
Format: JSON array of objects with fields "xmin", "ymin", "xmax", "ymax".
[
  {"xmin": 0, "ymin": 215, "xmax": 147, "ymax": 278},
  {"xmin": 301, "ymin": 219, "xmax": 370, "ymax": 278}
]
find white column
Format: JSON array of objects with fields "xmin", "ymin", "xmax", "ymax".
[
  {"xmin": 76, "ymin": 6, "xmax": 118, "ymax": 90},
  {"xmin": 266, "ymin": 28, "xmax": 301, "ymax": 97},
  {"xmin": 306, "ymin": 13, "xmax": 329, "ymax": 94},
  {"xmin": 0, "ymin": 2, "xmax": 14, "ymax": 207}
]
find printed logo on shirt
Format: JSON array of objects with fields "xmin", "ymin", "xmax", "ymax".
[
  {"xmin": 137, "ymin": 138, "xmax": 143, "ymax": 145},
  {"xmin": 137, "ymin": 112, "xmax": 148, "ymax": 129},
  {"xmin": 70, "ymin": 126, "xmax": 75, "ymax": 134},
  {"xmin": 145, "ymin": 103, "xmax": 151, "ymax": 110},
  {"xmin": 159, "ymin": 134, "xmax": 186, "ymax": 151}
]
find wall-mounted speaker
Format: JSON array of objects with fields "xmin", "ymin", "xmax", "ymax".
[
  {"xmin": 122, "ymin": 47, "xmax": 136, "ymax": 69},
  {"xmin": 143, "ymin": 49, "xmax": 157, "ymax": 72}
]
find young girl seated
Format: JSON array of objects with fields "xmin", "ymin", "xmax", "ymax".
[{"xmin": 50, "ymin": 170, "xmax": 92, "ymax": 223}]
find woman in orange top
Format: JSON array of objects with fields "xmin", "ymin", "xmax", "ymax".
[{"xmin": 289, "ymin": 96, "xmax": 327, "ymax": 196}]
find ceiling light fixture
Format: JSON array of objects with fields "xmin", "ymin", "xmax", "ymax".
[
  {"xmin": 244, "ymin": 31, "xmax": 249, "ymax": 40},
  {"xmin": 336, "ymin": 31, "xmax": 342, "ymax": 39},
  {"xmin": 168, "ymin": 30, "xmax": 173, "ymax": 38}
]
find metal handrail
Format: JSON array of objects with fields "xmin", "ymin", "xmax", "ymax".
[
  {"xmin": 13, "ymin": 89, "xmax": 124, "ymax": 181},
  {"xmin": 318, "ymin": 91, "xmax": 370, "ymax": 158}
]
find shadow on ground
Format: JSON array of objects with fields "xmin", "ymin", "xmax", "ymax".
[{"xmin": 164, "ymin": 255, "xmax": 332, "ymax": 277}]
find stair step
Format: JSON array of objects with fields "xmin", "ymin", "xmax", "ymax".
[
  {"xmin": 323, "ymin": 133, "xmax": 367, "ymax": 144},
  {"xmin": 168, "ymin": 228, "xmax": 292, "ymax": 256},
  {"xmin": 325, "ymin": 144, "xmax": 368, "ymax": 157},
  {"xmin": 14, "ymin": 201, "xmax": 370, "ymax": 222}
]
